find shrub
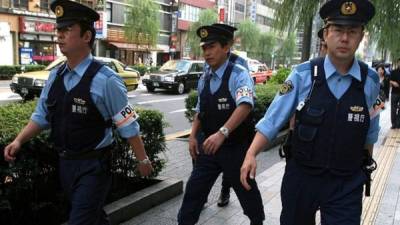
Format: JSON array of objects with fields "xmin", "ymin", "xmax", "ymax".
[
  {"xmin": 184, "ymin": 83, "xmax": 281, "ymax": 123},
  {"xmin": 0, "ymin": 65, "xmax": 46, "ymax": 80},
  {"xmin": 130, "ymin": 65, "xmax": 148, "ymax": 76},
  {"xmin": 0, "ymin": 100, "xmax": 167, "ymax": 224},
  {"xmin": 269, "ymin": 67, "xmax": 291, "ymax": 84}
]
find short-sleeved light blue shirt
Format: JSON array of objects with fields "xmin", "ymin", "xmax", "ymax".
[
  {"xmin": 31, "ymin": 54, "xmax": 140, "ymax": 149},
  {"xmin": 195, "ymin": 59, "xmax": 254, "ymax": 112},
  {"xmin": 256, "ymin": 56, "xmax": 380, "ymax": 145}
]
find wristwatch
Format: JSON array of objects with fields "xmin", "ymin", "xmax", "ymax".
[
  {"xmin": 138, "ymin": 157, "xmax": 151, "ymax": 165},
  {"xmin": 219, "ymin": 126, "xmax": 230, "ymax": 138}
]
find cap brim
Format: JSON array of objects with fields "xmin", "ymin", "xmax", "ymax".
[
  {"xmin": 326, "ymin": 19, "xmax": 364, "ymax": 26},
  {"xmin": 199, "ymin": 40, "xmax": 217, "ymax": 47},
  {"xmin": 56, "ymin": 20, "xmax": 77, "ymax": 29}
]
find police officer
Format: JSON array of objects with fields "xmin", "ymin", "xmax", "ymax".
[
  {"xmin": 240, "ymin": 0, "xmax": 379, "ymax": 225},
  {"xmin": 178, "ymin": 24, "xmax": 265, "ymax": 225},
  {"xmin": 201, "ymin": 23, "xmax": 250, "ymax": 207},
  {"xmin": 3, "ymin": 0, "xmax": 153, "ymax": 224}
]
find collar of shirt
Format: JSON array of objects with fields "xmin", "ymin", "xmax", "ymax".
[
  {"xmin": 61, "ymin": 54, "xmax": 93, "ymax": 77},
  {"xmin": 324, "ymin": 55, "xmax": 361, "ymax": 81},
  {"xmin": 211, "ymin": 59, "xmax": 229, "ymax": 79}
]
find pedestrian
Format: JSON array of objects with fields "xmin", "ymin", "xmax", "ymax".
[
  {"xmin": 177, "ymin": 24, "xmax": 265, "ymax": 225},
  {"xmin": 240, "ymin": 0, "xmax": 379, "ymax": 225},
  {"xmin": 376, "ymin": 63, "xmax": 390, "ymax": 102},
  {"xmin": 390, "ymin": 58, "xmax": 400, "ymax": 128},
  {"xmin": 199, "ymin": 23, "xmax": 250, "ymax": 208},
  {"xmin": 3, "ymin": 0, "xmax": 153, "ymax": 224}
]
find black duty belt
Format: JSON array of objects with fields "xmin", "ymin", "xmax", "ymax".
[{"xmin": 57, "ymin": 145, "xmax": 112, "ymax": 160}]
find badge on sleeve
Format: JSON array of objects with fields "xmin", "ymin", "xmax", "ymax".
[
  {"xmin": 236, "ymin": 86, "xmax": 254, "ymax": 101},
  {"xmin": 279, "ymin": 80, "xmax": 294, "ymax": 95},
  {"xmin": 113, "ymin": 104, "xmax": 139, "ymax": 128}
]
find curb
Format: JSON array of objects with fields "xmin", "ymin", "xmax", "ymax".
[{"xmin": 105, "ymin": 177, "xmax": 183, "ymax": 225}]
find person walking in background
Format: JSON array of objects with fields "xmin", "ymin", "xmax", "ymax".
[
  {"xmin": 390, "ymin": 58, "xmax": 400, "ymax": 128},
  {"xmin": 240, "ymin": 0, "xmax": 379, "ymax": 224},
  {"xmin": 178, "ymin": 24, "xmax": 265, "ymax": 225},
  {"xmin": 3, "ymin": 1, "xmax": 153, "ymax": 224},
  {"xmin": 376, "ymin": 63, "xmax": 390, "ymax": 102}
]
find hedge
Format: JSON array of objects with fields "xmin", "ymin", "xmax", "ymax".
[
  {"xmin": 0, "ymin": 100, "xmax": 167, "ymax": 224},
  {"xmin": 184, "ymin": 83, "xmax": 281, "ymax": 123},
  {"xmin": 0, "ymin": 65, "xmax": 46, "ymax": 80},
  {"xmin": 129, "ymin": 65, "xmax": 160, "ymax": 76}
]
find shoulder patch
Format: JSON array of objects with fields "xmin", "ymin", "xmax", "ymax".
[
  {"xmin": 236, "ymin": 86, "xmax": 254, "ymax": 101},
  {"xmin": 279, "ymin": 80, "xmax": 294, "ymax": 95}
]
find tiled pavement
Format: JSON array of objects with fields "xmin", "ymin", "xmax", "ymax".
[{"xmin": 122, "ymin": 103, "xmax": 400, "ymax": 225}]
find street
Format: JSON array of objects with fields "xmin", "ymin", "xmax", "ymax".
[{"xmin": 0, "ymin": 81, "xmax": 192, "ymax": 136}]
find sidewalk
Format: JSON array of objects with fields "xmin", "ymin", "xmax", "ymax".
[{"xmin": 121, "ymin": 103, "xmax": 399, "ymax": 225}]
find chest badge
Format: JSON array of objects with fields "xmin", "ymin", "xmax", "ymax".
[{"xmin": 350, "ymin": 106, "xmax": 363, "ymax": 112}]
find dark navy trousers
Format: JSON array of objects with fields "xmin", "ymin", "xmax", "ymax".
[
  {"xmin": 178, "ymin": 134, "xmax": 265, "ymax": 225},
  {"xmin": 59, "ymin": 157, "xmax": 112, "ymax": 225},
  {"xmin": 280, "ymin": 159, "xmax": 366, "ymax": 225}
]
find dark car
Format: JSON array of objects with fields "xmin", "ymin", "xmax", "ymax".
[{"xmin": 142, "ymin": 59, "xmax": 204, "ymax": 94}]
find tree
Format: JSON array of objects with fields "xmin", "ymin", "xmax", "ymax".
[
  {"xmin": 237, "ymin": 19, "xmax": 260, "ymax": 54},
  {"xmin": 254, "ymin": 32, "xmax": 276, "ymax": 64},
  {"xmin": 124, "ymin": 0, "xmax": 160, "ymax": 46},
  {"xmin": 274, "ymin": 0, "xmax": 400, "ymax": 62},
  {"xmin": 276, "ymin": 33, "xmax": 296, "ymax": 66},
  {"xmin": 186, "ymin": 9, "xmax": 218, "ymax": 58}
]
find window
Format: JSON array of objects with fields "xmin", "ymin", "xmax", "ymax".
[
  {"xmin": 235, "ymin": 3, "xmax": 245, "ymax": 12},
  {"xmin": 256, "ymin": 14, "xmax": 274, "ymax": 26},
  {"xmin": 13, "ymin": 0, "xmax": 28, "ymax": 9},
  {"xmin": 106, "ymin": 2, "xmax": 112, "ymax": 22},
  {"xmin": 40, "ymin": 0, "xmax": 50, "ymax": 12},
  {"xmin": 180, "ymin": 3, "xmax": 201, "ymax": 22}
]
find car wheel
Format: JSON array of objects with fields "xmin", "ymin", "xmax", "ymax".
[
  {"xmin": 22, "ymin": 94, "xmax": 34, "ymax": 101},
  {"xmin": 176, "ymin": 82, "xmax": 185, "ymax": 94},
  {"xmin": 146, "ymin": 85, "xmax": 155, "ymax": 92}
]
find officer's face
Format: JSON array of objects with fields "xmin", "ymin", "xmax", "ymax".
[
  {"xmin": 201, "ymin": 42, "xmax": 230, "ymax": 70},
  {"xmin": 324, "ymin": 24, "xmax": 364, "ymax": 62},
  {"xmin": 56, "ymin": 23, "xmax": 92, "ymax": 56}
]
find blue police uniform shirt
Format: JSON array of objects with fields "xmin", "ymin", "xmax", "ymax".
[
  {"xmin": 195, "ymin": 59, "xmax": 254, "ymax": 112},
  {"xmin": 31, "ymin": 54, "xmax": 140, "ymax": 149},
  {"xmin": 257, "ymin": 55, "xmax": 380, "ymax": 145}
]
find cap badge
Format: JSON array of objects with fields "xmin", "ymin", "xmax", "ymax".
[
  {"xmin": 341, "ymin": 2, "xmax": 357, "ymax": 15},
  {"xmin": 200, "ymin": 29, "xmax": 208, "ymax": 38},
  {"xmin": 55, "ymin": 5, "xmax": 64, "ymax": 17}
]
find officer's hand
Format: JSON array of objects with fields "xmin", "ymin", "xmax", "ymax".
[
  {"xmin": 240, "ymin": 152, "xmax": 257, "ymax": 191},
  {"xmin": 3, "ymin": 140, "xmax": 22, "ymax": 162},
  {"xmin": 188, "ymin": 135, "xmax": 199, "ymax": 160},
  {"xmin": 202, "ymin": 132, "xmax": 225, "ymax": 155},
  {"xmin": 137, "ymin": 162, "xmax": 153, "ymax": 177}
]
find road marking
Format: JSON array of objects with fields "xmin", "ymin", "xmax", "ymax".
[
  {"xmin": 137, "ymin": 97, "xmax": 186, "ymax": 105},
  {"xmin": 127, "ymin": 94, "xmax": 137, "ymax": 98},
  {"xmin": 169, "ymin": 109, "xmax": 186, "ymax": 114}
]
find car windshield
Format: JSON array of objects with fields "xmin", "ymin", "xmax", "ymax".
[
  {"xmin": 160, "ymin": 60, "xmax": 191, "ymax": 72},
  {"xmin": 45, "ymin": 58, "xmax": 66, "ymax": 70}
]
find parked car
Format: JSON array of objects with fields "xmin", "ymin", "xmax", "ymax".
[
  {"xmin": 248, "ymin": 59, "xmax": 273, "ymax": 84},
  {"xmin": 10, "ymin": 57, "xmax": 140, "ymax": 101},
  {"xmin": 142, "ymin": 59, "xmax": 204, "ymax": 94}
]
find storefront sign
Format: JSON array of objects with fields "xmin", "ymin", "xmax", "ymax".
[
  {"xmin": 20, "ymin": 48, "xmax": 33, "ymax": 65},
  {"xmin": 19, "ymin": 17, "xmax": 55, "ymax": 34},
  {"xmin": 95, "ymin": 11, "xmax": 107, "ymax": 39}
]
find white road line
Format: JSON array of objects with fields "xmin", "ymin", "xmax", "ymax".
[
  {"xmin": 169, "ymin": 109, "xmax": 186, "ymax": 114},
  {"xmin": 127, "ymin": 94, "xmax": 137, "ymax": 98},
  {"xmin": 137, "ymin": 97, "xmax": 186, "ymax": 105}
]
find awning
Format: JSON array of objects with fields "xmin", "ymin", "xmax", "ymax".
[{"xmin": 108, "ymin": 42, "xmax": 137, "ymax": 50}]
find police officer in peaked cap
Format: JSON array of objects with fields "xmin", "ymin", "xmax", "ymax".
[
  {"xmin": 240, "ymin": 0, "xmax": 379, "ymax": 224},
  {"xmin": 3, "ymin": 0, "xmax": 153, "ymax": 224},
  {"xmin": 178, "ymin": 24, "xmax": 265, "ymax": 225}
]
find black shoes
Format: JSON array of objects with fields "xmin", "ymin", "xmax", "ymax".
[{"xmin": 217, "ymin": 191, "xmax": 230, "ymax": 207}]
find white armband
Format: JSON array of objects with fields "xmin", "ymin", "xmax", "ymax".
[{"xmin": 113, "ymin": 104, "xmax": 139, "ymax": 128}]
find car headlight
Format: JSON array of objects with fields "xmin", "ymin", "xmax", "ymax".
[
  {"xmin": 12, "ymin": 76, "xmax": 18, "ymax": 84},
  {"xmin": 164, "ymin": 75, "xmax": 175, "ymax": 82},
  {"xmin": 34, "ymin": 79, "xmax": 46, "ymax": 87}
]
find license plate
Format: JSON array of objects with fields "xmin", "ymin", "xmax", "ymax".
[
  {"xmin": 21, "ymin": 88, "xmax": 28, "ymax": 95},
  {"xmin": 153, "ymin": 82, "xmax": 159, "ymax": 87}
]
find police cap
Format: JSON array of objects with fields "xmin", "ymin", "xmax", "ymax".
[
  {"xmin": 197, "ymin": 24, "xmax": 234, "ymax": 46},
  {"xmin": 211, "ymin": 23, "xmax": 238, "ymax": 35},
  {"xmin": 50, "ymin": 0, "xmax": 100, "ymax": 29},
  {"xmin": 319, "ymin": 0, "xmax": 375, "ymax": 26}
]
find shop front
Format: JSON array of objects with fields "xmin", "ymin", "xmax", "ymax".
[{"xmin": 18, "ymin": 16, "xmax": 57, "ymax": 65}]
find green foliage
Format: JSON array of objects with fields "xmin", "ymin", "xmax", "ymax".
[
  {"xmin": 237, "ymin": 19, "xmax": 261, "ymax": 53},
  {"xmin": 129, "ymin": 65, "xmax": 160, "ymax": 76},
  {"xmin": 269, "ymin": 68, "xmax": 291, "ymax": 84},
  {"xmin": 124, "ymin": 0, "xmax": 160, "ymax": 46},
  {"xmin": 0, "ymin": 100, "xmax": 167, "ymax": 221},
  {"xmin": 184, "ymin": 83, "xmax": 281, "ymax": 124},
  {"xmin": 253, "ymin": 32, "xmax": 276, "ymax": 63},
  {"xmin": 0, "ymin": 65, "xmax": 46, "ymax": 80},
  {"xmin": 276, "ymin": 33, "xmax": 297, "ymax": 65},
  {"xmin": 187, "ymin": 9, "xmax": 218, "ymax": 58}
]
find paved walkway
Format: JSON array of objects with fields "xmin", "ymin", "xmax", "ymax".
[{"xmin": 121, "ymin": 102, "xmax": 400, "ymax": 225}]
